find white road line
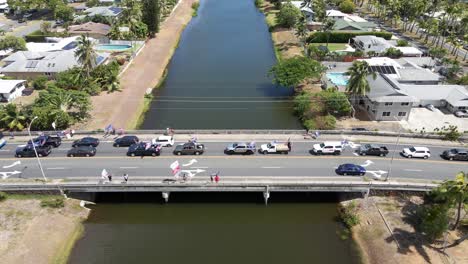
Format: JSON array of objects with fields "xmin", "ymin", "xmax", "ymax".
[
  {"xmin": 261, "ymin": 166, "xmax": 282, "ymax": 169},
  {"xmin": 56, "ymin": 148, "xmax": 69, "ymax": 151},
  {"xmin": 192, "ymin": 166, "xmax": 208, "ymax": 169},
  {"xmin": 352, "ymin": 153, "xmax": 359, "ymax": 156},
  {"xmin": 47, "ymin": 167, "xmax": 65, "ymax": 170},
  {"xmin": 120, "ymin": 166, "xmax": 139, "ymax": 169},
  {"xmin": 404, "ymin": 169, "xmax": 423, "ymax": 172}
]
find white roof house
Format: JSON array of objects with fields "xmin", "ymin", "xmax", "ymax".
[
  {"xmin": 326, "ymin": 9, "xmax": 367, "ymax": 23},
  {"xmin": 26, "ymin": 36, "xmax": 80, "ymax": 52},
  {"xmin": 353, "ymin": 35, "xmax": 423, "ymax": 56},
  {"xmin": 0, "ymin": 79, "xmax": 26, "ymax": 102}
]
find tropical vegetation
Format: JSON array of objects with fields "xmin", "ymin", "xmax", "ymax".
[
  {"xmin": 269, "ymin": 56, "xmax": 325, "ymax": 88},
  {"xmin": 277, "ymin": 1, "xmax": 302, "ymax": 28}
]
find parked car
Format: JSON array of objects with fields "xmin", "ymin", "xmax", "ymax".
[
  {"xmin": 454, "ymin": 109, "xmax": 468, "ymax": 118},
  {"xmin": 335, "ymin": 164, "xmax": 366, "ymax": 176},
  {"xmin": 425, "ymin": 104, "xmax": 436, "ymax": 111},
  {"xmin": 357, "ymin": 144, "xmax": 389, "ymax": 156},
  {"xmin": 173, "ymin": 142, "xmax": 204, "ymax": 155},
  {"xmin": 0, "ymin": 132, "xmax": 6, "ymax": 150},
  {"xmin": 311, "ymin": 141, "xmax": 343, "ymax": 155},
  {"xmin": 225, "ymin": 142, "xmax": 256, "ymax": 155},
  {"xmin": 151, "ymin": 135, "xmax": 174, "ymax": 147},
  {"xmin": 259, "ymin": 142, "xmax": 289, "ymax": 154},
  {"xmin": 72, "ymin": 137, "xmax": 99, "ymax": 147},
  {"xmin": 15, "ymin": 145, "xmax": 51, "ymax": 158},
  {"xmin": 441, "ymin": 149, "xmax": 468, "ymax": 161},
  {"xmin": 127, "ymin": 142, "xmax": 161, "ymax": 157},
  {"xmin": 113, "ymin": 135, "xmax": 139, "ymax": 147},
  {"xmin": 351, "ymin": 127, "xmax": 367, "ymax": 131},
  {"xmin": 67, "ymin": 146, "xmax": 96, "ymax": 157},
  {"xmin": 28, "ymin": 135, "xmax": 61, "ymax": 148},
  {"xmin": 401, "ymin": 146, "xmax": 431, "ymax": 159}
]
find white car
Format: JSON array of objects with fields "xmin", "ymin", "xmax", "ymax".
[
  {"xmin": 311, "ymin": 141, "xmax": 343, "ymax": 155},
  {"xmin": 454, "ymin": 110, "xmax": 468, "ymax": 118},
  {"xmin": 151, "ymin": 135, "xmax": 174, "ymax": 147},
  {"xmin": 401, "ymin": 146, "xmax": 431, "ymax": 159}
]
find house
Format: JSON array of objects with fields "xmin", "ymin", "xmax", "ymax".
[
  {"xmin": 0, "ymin": 50, "xmax": 109, "ymax": 79},
  {"xmin": 326, "ymin": 9, "xmax": 368, "ymax": 23},
  {"xmin": 289, "ymin": 1, "xmax": 315, "ymax": 22},
  {"xmin": 26, "ymin": 36, "xmax": 79, "ymax": 52},
  {"xmin": 0, "ymin": 79, "xmax": 26, "ymax": 102},
  {"xmin": 333, "ymin": 19, "xmax": 377, "ymax": 32},
  {"xmin": 68, "ymin": 22, "xmax": 111, "ymax": 43},
  {"xmin": 0, "ymin": 0, "xmax": 9, "ymax": 13},
  {"xmin": 82, "ymin": 6, "xmax": 122, "ymax": 18},
  {"xmin": 353, "ymin": 35, "xmax": 422, "ymax": 56}
]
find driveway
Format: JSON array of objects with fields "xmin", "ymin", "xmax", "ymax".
[{"xmin": 401, "ymin": 108, "xmax": 468, "ymax": 132}]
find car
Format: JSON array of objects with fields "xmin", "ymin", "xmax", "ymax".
[
  {"xmin": 0, "ymin": 132, "xmax": 6, "ymax": 149},
  {"xmin": 425, "ymin": 104, "xmax": 436, "ymax": 111},
  {"xmin": 259, "ymin": 141, "xmax": 289, "ymax": 154},
  {"xmin": 28, "ymin": 135, "xmax": 61, "ymax": 148},
  {"xmin": 401, "ymin": 146, "xmax": 431, "ymax": 159},
  {"xmin": 311, "ymin": 141, "xmax": 343, "ymax": 155},
  {"xmin": 173, "ymin": 142, "xmax": 204, "ymax": 155},
  {"xmin": 335, "ymin": 164, "xmax": 366, "ymax": 176},
  {"xmin": 151, "ymin": 135, "xmax": 174, "ymax": 147},
  {"xmin": 454, "ymin": 110, "xmax": 468, "ymax": 118},
  {"xmin": 113, "ymin": 135, "xmax": 139, "ymax": 147},
  {"xmin": 225, "ymin": 142, "xmax": 255, "ymax": 155},
  {"xmin": 15, "ymin": 145, "xmax": 51, "ymax": 158},
  {"xmin": 357, "ymin": 144, "xmax": 389, "ymax": 157},
  {"xmin": 72, "ymin": 137, "xmax": 100, "ymax": 147},
  {"xmin": 351, "ymin": 127, "xmax": 367, "ymax": 131},
  {"xmin": 67, "ymin": 146, "xmax": 96, "ymax": 157},
  {"xmin": 441, "ymin": 149, "xmax": 468, "ymax": 161},
  {"xmin": 127, "ymin": 142, "xmax": 161, "ymax": 157}
]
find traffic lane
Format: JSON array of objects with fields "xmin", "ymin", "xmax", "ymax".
[
  {"xmin": 3, "ymin": 156, "xmax": 466, "ymax": 180},
  {"xmin": 0, "ymin": 141, "xmax": 458, "ymax": 160}
]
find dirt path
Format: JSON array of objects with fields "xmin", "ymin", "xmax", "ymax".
[{"xmin": 83, "ymin": 0, "xmax": 196, "ymax": 130}]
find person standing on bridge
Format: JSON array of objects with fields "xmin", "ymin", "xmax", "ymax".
[
  {"xmin": 214, "ymin": 174, "xmax": 220, "ymax": 183},
  {"xmin": 123, "ymin": 173, "xmax": 129, "ymax": 183}
]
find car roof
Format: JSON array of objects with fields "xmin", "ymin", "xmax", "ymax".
[
  {"xmin": 411, "ymin": 147, "xmax": 430, "ymax": 151},
  {"xmin": 157, "ymin": 136, "xmax": 173, "ymax": 140},
  {"xmin": 323, "ymin": 141, "xmax": 342, "ymax": 145},
  {"xmin": 76, "ymin": 145, "xmax": 94, "ymax": 149}
]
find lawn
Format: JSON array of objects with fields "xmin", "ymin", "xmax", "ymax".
[{"xmin": 309, "ymin": 43, "xmax": 347, "ymax": 51}]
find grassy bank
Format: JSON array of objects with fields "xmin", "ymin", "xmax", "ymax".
[{"xmin": 52, "ymin": 222, "xmax": 84, "ymax": 264}]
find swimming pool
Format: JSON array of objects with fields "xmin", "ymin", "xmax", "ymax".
[
  {"xmin": 326, "ymin": 72, "xmax": 349, "ymax": 86},
  {"xmin": 95, "ymin": 44, "xmax": 132, "ymax": 51}
]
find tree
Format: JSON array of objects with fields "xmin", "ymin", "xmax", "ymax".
[
  {"xmin": 339, "ymin": 0, "xmax": 355, "ymax": 14},
  {"xmin": 295, "ymin": 16, "xmax": 308, "ymax": 45},
  {"xmin": 54, "ymin": 4, "xmax": 74, "ymax": 22},
  {"xmin": 319, "ymin": 90, "xmax": 352, "ymax": 116},
  {"xmin": 434, "ymin": 172, "xmax": 467, "ymax": 230},
  {"xmin": 142, "ymin": 0, "xmax": 160, "ymax": 36},
  {"xmin": 396, "ymin": 39, "xmax": 409, "ymax": 46},
  {"xmin": 40, "ymin": 21, "xmax": 52, "ymax": 34},
  {"xmin": 321, "ymin": 18, "xmax": 335, "ymax": 48},
  {"xmin": 34, "ymin": 86, "xmax": 91, "ymax": 120},
  {"xmin": 306, "ymin": 45, "xmax": 327, "ymax": 61},
  {"xmin": 419, "ymin": 203, "xmax": 451, "ymax": 241},
  {"xmin": 108, "ymin": 24, "xmax": 125, "ymax": 40},
  {"xmin": 383, "ymin": 47, "xmax": 403, "ymax": 58},
  {"xmin": 277, "ymin": 1, "xmax": 302, "ymax": 28},
  {"xmin": 0, "ymin": 36, "xmax": 27, "ymax": 51},
  {"xmin": 0, "ymin": 104, "xmax": 27, "ymax": 131},
  {"xmin": 269, "ymin": 56, "xmax": 325, "ymax": 88},
  {"xmin": 32, "ymin": 76, "xmax": 48, "ymax": 90},
  {"xmin": 345, "ymin": 61, "xmax": 375, "ymax": 116},
  {"xmin": 74, "ymin": 35, "xmax": 97, "ymax": 78}
]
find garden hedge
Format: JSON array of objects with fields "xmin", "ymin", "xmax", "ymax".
[{"xmin": 307, "ymin": 31, "xmax": 393, "ymax": 43}]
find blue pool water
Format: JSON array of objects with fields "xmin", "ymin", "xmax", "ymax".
[
  {"xmin": 326, "ymin": 72, "xmax": 349, "ymax": 86},
  {"xmin": 96, "ymin": 44, "xmax": 132, "ymax": 51}
]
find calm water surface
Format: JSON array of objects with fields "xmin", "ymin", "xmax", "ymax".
[
  {"xmin": 68, "ymin": 202, "xmax": 361, "ymax": 264},
  {"xmin": 140, "ymin": 0, "xmax": 301, "ymax": 129}
]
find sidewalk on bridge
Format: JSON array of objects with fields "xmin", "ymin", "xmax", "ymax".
[{"xmin": 4, "ymin": 133, "xmax": 466, "ymax": 147}]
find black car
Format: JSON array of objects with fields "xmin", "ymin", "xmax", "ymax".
[
  {"xmin": 15, "ymin": 145, "xmax": 51, "ymax": 158},
  {"xmin": 127, "ymin": 143, "xmax": 161, "ymax": 157},
  {"xmin": 441, "ymin": 149, "xmax": 468, "ymax": 161},
  {"xmin": 72, "ymin": 137, "xmax": 100, "ymax": 147},
  {"xmin": 113, "ymin": 135, "xmax": 139, "ymax": 147},
  {"xmin": 67, "ymin": 146, "xmax": 96, "ymax": 157},
  {"xmin": 28, "ymin": 135, "xmax": 61, "ymax": 148},
  {"xmin": 173, "ymin": 142, "xmax": 205, "ymax": 155}
]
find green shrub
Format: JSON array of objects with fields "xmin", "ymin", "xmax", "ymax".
[
  {"xmin": 191, "ymin": 2, "xmax": 200, "ymax": 17},
  {"xmin": 255, "ymin": 0, "xmax": 264, "ymax": 8},
  {"xmin": 24, "ymin": 30, "xmax": 55, "ymax": 42},
  {"xmin": 304, "ymin": 119, "xmax": 316, "ymax": 130},
  {"xmin": 338, "ymin": 0, "xmax": 355, "ymax": 14},
  {"xmin": 40, "ymin": 197, "xmax": 65, "ymax": 208},
  {"xmin": 339, "ymin": 201, "xmax": 360, "ymax": 228},
  {"xmin": 314, "ymin": 114, "xmax": 336, "ymax": 130},
  {"xmin": 396, "ymin": 39, "xmax": 409, "ymax": 47},
  {"xmin": 0, "ymin": 191, "xmax": 8, "ymax": 201},
  {"xmin": 277, "ymin": 2, "xmax": 302, "ymax": 28},
  {"xmin": 307, "ymin": 31, "xmax": 393, "ymax": 43},
  {"xmin": 418, "ymin": 204, "xmax": 450, "ymax": 241},
  {"xmin": 437, "ymin": 125, "xmax": 462, "ymax": 141},
  {"xmin": 32, "ymin": 76, "xmax": 48, "ymax": 90}
]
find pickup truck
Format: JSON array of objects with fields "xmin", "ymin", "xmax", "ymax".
[
  {"xmin": 357, "ymin": 144, "xmax": 389, "ymax": 156},
  {"xmin": 259, "ymin": 142, "xmax": 289, "ymax": 154},
  {"xmin": 173, "ymin": 142, "xmax": 205, "ymax": 155},
  {"xmin": 28, "ymin": 135, "xmax": 61, "ymax": 148}
]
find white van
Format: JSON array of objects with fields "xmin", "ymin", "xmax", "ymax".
[
  {"xmin": 311, "ymin": 141, "xmax": 343, "ymax": 155},
  {"xmin": 151, "ymin": 136, "xmax": 174, "ymax": 147}
]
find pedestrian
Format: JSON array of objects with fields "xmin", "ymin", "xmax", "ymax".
[
  {"xmin": 108, "ymin": 174, "xmax": 112, "ymax": 182},
  {"xmin": 287, "ymin": 141, "xmax": 292, "ymax": 152},
  {"xmin": 70, "ymin": 129, "xmax": 75, "ymax": 138},
  {"xmin": 210, "ymin": 175, "xmax": 214, "ymax": 182},
  {"xmin": 214, "ymin": 174, "xmax": 220, "ymax": 183},
  {"xmin": 123, "ymin": 173, "xmax": 128, "ymax": 183},
  {"xmin": 9, "ymin": 130, "xmax": 14, "ymax": 139}
]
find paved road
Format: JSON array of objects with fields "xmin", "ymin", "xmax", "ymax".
[{"xmin": 0, "ymin": 140, "xmax": 466, "ymax": 181}]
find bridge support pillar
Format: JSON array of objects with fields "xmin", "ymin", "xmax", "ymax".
[
  {"xmin": 263, "ymin": 186, "xmax": 270, "ymax": 205},
  {"xmin": 162, "ymin": 192, "xmax": 170, "ymax": 203}
]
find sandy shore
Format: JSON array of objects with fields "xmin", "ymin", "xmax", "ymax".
[
  {"xmin": 83, "ymin": 0, "xmax": 197, "ymax": 130},
  {"xmin": 0, "ymin": 195, "xmax": 90, "ymax": 264}
]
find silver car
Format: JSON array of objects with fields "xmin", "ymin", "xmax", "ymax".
[
  {"xmin": 224, "ymin": 142, "xmax": 255, "ymax": 155},
  {"xmin": 454, "ymin": 110, "xmax": 468, "ymax": 118}
]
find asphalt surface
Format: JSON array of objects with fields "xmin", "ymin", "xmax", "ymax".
[{"xmin": 0, "ymin": 139, "xmax": 466, "ymax": 181}]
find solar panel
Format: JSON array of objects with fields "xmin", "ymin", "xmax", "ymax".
[{"xmin": 367, "ymin": 65, "xmax": 396, "ymax": 75}]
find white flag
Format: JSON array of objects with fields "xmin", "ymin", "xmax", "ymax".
[
  {"xmin": 170, "ymin": 161, "xmax": 180, "ymax": 175},
  {"xmin": 51, "ymin": 122, "xmax": 56, "ymax": 130},
  {"xmin": 101, "ymin": 169, "xmax": 109, "ymax": 179}
]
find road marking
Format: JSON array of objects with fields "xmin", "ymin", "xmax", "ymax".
[
  {"xmin": 404, "ymin": 169, "xmax": 423, "ymax": 172},
  {"xmin": 262, "ymin": 166, "xmax": 282, "ymax": 169},
  {"xmin": 120, "ymin": 166, "xmax": 138, "ymax": 169},
  {"xmin": 47, "ymin": 167, "xmax": 65, "ymax": 170},
  {"xmin": 56, "ymin": 148, "xmax": 69, "ymax": 151},
  {"xmin": 352, "ymin": 153, "xmax": 359, "ymax": 156},
  {"xmin": 192, "ymin": 166, "xmax": 208, "ymax": 169}
]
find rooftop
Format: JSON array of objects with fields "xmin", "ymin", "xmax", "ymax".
[
  {"xmin": 0, "ymin": 79, "xmax": 26, "ymax": 93},
  {"xmin": 26, "ymin": 36, "xmax": 79, "ymax": 52},
  {"xmin": 83, "ymin": 6, "xmax": 122, "ymax": 17},
  {"xmin": 289, "ymin": 1, "xmax": 314, "ymax": 13},
  {"xmin": 68, "ymin": 22, "xmax": 111, "ymax": 36}
]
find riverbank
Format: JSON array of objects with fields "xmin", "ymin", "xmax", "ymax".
[
  {"xmin": 346, "ymin": 195, "xmax": 467, "ymax": 264},
  {"xmin": 0, "ymin": 194, "xmax": 90, "ymax": 264},
  {"xmin": 83, "ymin": 0, "xmax": 197, "ymax": 130}
]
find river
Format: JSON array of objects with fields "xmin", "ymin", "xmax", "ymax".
[
  {"xmin": 68, "ymin": 193, "xmax": 361, "ymax": 264},
  {"xmin": 140, "ymin": 0, "xmax": 302, "ymax": 129}
]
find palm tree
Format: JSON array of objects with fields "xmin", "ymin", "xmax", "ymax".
[
  {"xmin": 102, "ymin": 73, "xmax": 121, "ymax": 93},
  {"xmin": 74, "ymin": 35, "xmax": 97, "ymax": 78},
  {"xmin": 321, "ymin": 18, "xmax": 335, "ymax": 48},
  {"xmin": 435, "ymin": 172, "xmax": 467, "ymax": 230},
  {"xmin": 295, "ymin": 16, "xmax": 308, "ymax": 47},
  {"xmin": 345, "ymin": 61, "xmax": 376, "ymax": 117},
  {"xmin": 0, "ymin": 104, "xmax": 27, "ymax": 131}
]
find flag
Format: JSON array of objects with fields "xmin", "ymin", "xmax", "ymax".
[
  {"xmin": 101, "ymin": 169, "xmax": 109, "ymax": 179},
  {"xmin": 51, "ymin": 122, "xmax": 56, "ymax": 130},
  {"xmin": 170, "ymin": 161, "xmax": 180, "ymax": 175}
]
